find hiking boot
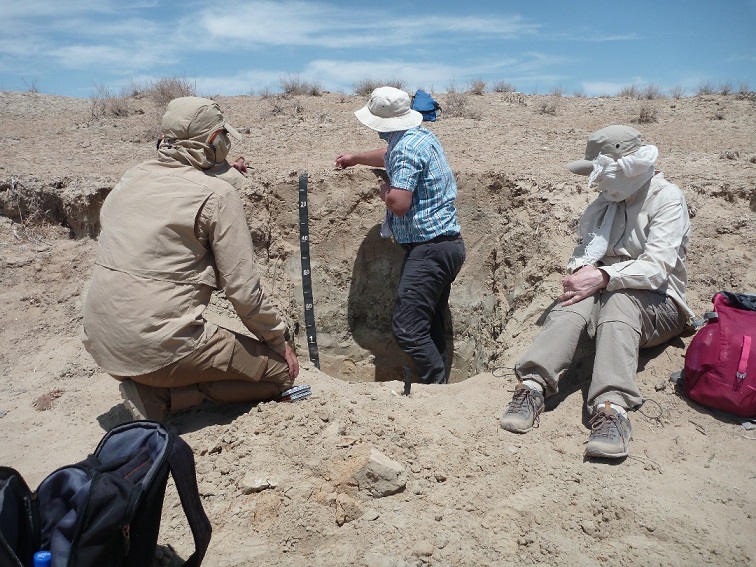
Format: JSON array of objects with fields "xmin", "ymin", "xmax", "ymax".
[
  {"xmin": 500, "ymin": 383, "xmax": 545, "ymax": 433},
  {"xmin": 119, "ymin": 380, "xmax": 169, "ymax": 421},
  {"xmin": 585, "ymin": 402, "xmax": 632, "ymax": 458}
]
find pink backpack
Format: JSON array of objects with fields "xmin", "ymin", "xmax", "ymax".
[{"xmin": 683, "ymin": 291, "xmax": 756, "ymax": 418}]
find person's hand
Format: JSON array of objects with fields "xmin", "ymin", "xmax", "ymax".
[
  {"xmin": 282, "ymin": 343, "xmax": 300, "ymax": 379},
  {"xmin": 559, "ymin": 265, "xmax": 609, "ymax": 306},
  {"xmin": 334, "ymin": 154, "xmax": 355, "ymax": 169},
  {"xmin": 231, "ymin": 157, "xmax": 248, "ymax": 174}
]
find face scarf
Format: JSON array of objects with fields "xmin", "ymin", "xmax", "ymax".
[{"xmin": 579, "ymin": 145, "xmax": 658, "ymax": 265}]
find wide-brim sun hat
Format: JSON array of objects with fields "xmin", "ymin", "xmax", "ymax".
[
  {"xmin": 566, "ymin": 125, "xmax": 642, "ymax": 175},
  {"xmin": 354, "ymin": 86, "xmax": 423, "ymax": 133},
  {"xmin": 161, "ymin": 96, "xmax": 243, "ymax": 142}
]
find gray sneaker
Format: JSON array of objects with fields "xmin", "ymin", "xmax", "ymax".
[
  {"xmin": 500, "ymin": 383, "xmax": 545, "ymax": 433},
  {"xmin": 119, "ymin": 380, "xmax": 168, "ymax": 421},
  {"xmin": 585, "ymin": 403, "xmax": 632, "ymax": 458}
]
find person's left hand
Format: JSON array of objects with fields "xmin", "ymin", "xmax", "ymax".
[
  {"xmin": 231, "ymin": 157, "xmax": 248, "ymax": 174},
  {"xmin": 559, "ymin": 265, "xmax": 609, "ymax": 306}
]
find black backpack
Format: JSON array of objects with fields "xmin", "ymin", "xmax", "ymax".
[{"xmin": 0, "ymin": 421, "xmax": 211, "ymax": 567}]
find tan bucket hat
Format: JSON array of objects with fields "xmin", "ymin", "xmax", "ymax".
[
  {"xmin": 355, "ymin": 87, "xmax": 423, "ymax": 133},
  {"xmin": 566, "ymin": 125, "xmax": 642, "ymax": 175},
  {"xmin": 161, "ymin": 97, "xmax": 242, "ymax": 141}
]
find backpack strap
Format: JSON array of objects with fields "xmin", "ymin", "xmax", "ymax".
[{"xmin": 167, "ymin": 436, "xmax": 212, "ymax": 567}]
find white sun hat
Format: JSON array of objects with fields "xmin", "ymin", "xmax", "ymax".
[{"xmin": 354, "ymin": 87, "xmax": 423, "ymax": 132}]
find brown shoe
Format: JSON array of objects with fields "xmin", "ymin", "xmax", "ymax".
[
  {"xmin": 119, "ymin": 380, "xmax": 169, "ymax": 421},
  {"xmin": 585, "ymin": 402, "xmax": 632, "ymax": 458},
  {"xmin": 500, "ymin": 383, "xmax": 545, "ymax": 433}
]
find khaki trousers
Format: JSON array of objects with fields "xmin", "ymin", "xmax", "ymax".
[
  {"xmin": 515, "ymin": 289, "xmax": 685, "ymax": 410},
  {"xmin": 114, "ymin": 327, "xmax": 293, "ymax": 414}
]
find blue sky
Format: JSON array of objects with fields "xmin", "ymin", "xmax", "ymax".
[{"xmin": 1, "ymin": 0, "xmax": 754, "ymax": 99}]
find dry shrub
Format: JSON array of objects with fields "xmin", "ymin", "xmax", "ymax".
[
  {"xmin": 718, "ymin": 82, "xmax": 732, "ymax": 96},
  {"xmin": 90, "ymin": 84, "xmax": 130, "ymax": 119},
  {"xmin": 468, "ymin": 79, "xmax": 487, "ymax": 95},
  {"xmin": 550, "ymin": 86, "xmax": 564, "ymax": 97},
  {"xmin": 265, "ymin": 95, "xmax": 304, "ymax": 117},
  {"xmin": 641, "ymin": 84, "xmax": 665, "ymax": 100},
  {"xmin": 280, "ymin": 74, "xmax": 321, "ymax": 97},
  {"xmin": 440, "ymin": 88, "xmax": 482, "ymax": 119},
  {"xmin": 696, "ymin": 81, "xmax": 717, "ymax": 96},
  {"xmin": 538, "ymin": 99, "xmax": 558, "ymax": 115},
  {"xmin": 737, "ymin": 81, "xmax": 750, "ymax": 96},
  {"xmin": 617, "ymin": 85, "xmax": 640, "ymax": 99},
  {"xmin": 353, "ymin": 77, "xmax": 406, "ymax": 97},
  {"xmin": 669, "ymin": 85, "xmax": 685, "ymax": 99},
  {"xmin": 258, "ymin": 87, "xmax": 275, "ymax": 99},
  {"xmin": 636, "ymin": 105, "xmax": 658, "ymax": 124},
  {"xmin": 142, "ymin": 77, "xmax": 196, "ymax": 106},
  {"xmin": 493, "ymin": 81, "xmax": 516, "ymax": 93}
]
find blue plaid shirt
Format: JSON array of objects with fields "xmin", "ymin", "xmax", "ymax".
[{"xmin": 383, "ymin": 127, "xmax": 460, "ymax": 244}]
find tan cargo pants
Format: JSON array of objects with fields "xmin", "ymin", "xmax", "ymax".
[
  {"xmin": 114, "ymin": 326, "xmax": 294, "ymax": 414},
  {"xmin": 515, "ymin": 289, "xmax": 685, "ymax": 411}
]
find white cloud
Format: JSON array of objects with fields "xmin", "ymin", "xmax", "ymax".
[{"xmin": 189, "ymin": 1, "xmax": 540, "ymax": 49}]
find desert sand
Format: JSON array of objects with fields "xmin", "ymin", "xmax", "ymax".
[{"xmin": 1, "ymin": 88, "xmax": 755, "ymax": 566}]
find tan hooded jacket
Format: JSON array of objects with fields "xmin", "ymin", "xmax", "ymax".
[
  {"xmin": 567, "ymin": 172, "xmax": 695, "ymax": 323},
  {"xmin": 82, "ymin": 97, "xmax": 286, "ymax": 376}
]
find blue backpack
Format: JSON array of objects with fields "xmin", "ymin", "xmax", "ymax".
[{"xmin": 411, "ymin": 90, "xmax": 441, "ymax": 122}]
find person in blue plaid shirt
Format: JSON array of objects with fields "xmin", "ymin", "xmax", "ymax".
[{"xmin": 335, "ymin": 86, "xmax": 466, "ymax": 385}]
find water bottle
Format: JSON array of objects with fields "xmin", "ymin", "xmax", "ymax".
[{"xmin": 33, "ymin": 550, "xmax": 52, "ymax": 567}]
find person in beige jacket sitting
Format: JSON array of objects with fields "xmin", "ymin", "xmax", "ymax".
[
  {"xmin": 499, "ymin": 125, "xmax": 694, "ymax": 459},
  {"xmin": 82, "ymin": 97, "xmax": 299, "ymax": 421}
]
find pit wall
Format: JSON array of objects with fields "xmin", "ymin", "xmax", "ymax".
[
  {"xmin": 254, "ymin": 169, "xmax": 579, "ymax": 383},
  {"xmin": 0, "ymin": 170, "xmax": 598, "ymax": 382}
]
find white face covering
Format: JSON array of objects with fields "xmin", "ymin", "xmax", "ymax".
[
  {"xmin": 588, "ymin": 145, "xmax": 659, "ymax": 202},
  {"xmin": 575, "ymin": 145, "xmax": 659, "ymax": 266}
]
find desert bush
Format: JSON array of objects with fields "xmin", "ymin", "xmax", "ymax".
[
  {"xmin": 572, "ymin": 90, "xmax": 586, "ymax": 98},
  {"xmin": 719, "ymin": 81, "xmax": 732, "ymax": 96},
  {"xmin": 258, "ymin": 87, "xmax": 274, "ymax": 99},
  {"xmin": 696, "ymin": 81, "xmax": 717, "ymax": 96},
  {"xmin": 443, "ymin": 89, "xmax": 468, "ymax": 117},
  {"xmin": 468, "ymin": 79, "xmax": 487, "ymax": 95},
  {"xmin": 143, "ymin": 77, "xmax": 196, "ymax": 106},
  {"xmin": 669, "ymin": 85, "xmax": 685, "ymax": 99},
  {"xmin": 23, "ymin": 79, "xmax": 39, "ymax": 94},
  {"xmin": 280, "ymin": 74, "xmax": 321, "ymax": 97},
  {"xmin": 90, "ymin": 84, "xmax": 130, "ymax": 119},
  {"xmin": 737, "ymin": 81, "xmax": 750, "ymax": 95},
  {"xmin": 265, "ymin": 95, "xmax": 306, "ymax": 117},
  {"xmin": 641, "ymin": 84, "xmax": 665, "ymax": 99},
  {"xmin": 549, "ymin": 86, "xmax": 564, "ymax": 98},
  {"xmin": 493, "ymin": 81, "xmax": 516, "ymax": 93},
  {"xmin": 440, "ymin": 89, "xmax": 480, "ymax": 119},
  {"xmin": 637, "ymin": 105, "xmax": 658, "ymax": 124},
  {"xmin": 617, "ymin": 85, "xmax": 640, "ymax": 98},
  {"xmin": 538, "ymin": 100, "xmax": 558, "ymax": 115},
  {"xmin": 353, "ymin": 77, "xmax": 406, "ymax": 97}
]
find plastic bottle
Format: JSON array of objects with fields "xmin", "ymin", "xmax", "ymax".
[{"xmin": 33, "ymin": 551, "xmax": 52, "ymax": 567}]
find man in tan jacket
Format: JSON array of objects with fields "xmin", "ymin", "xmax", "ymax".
[
  {"xmin": 499, "ymin": 125, "xmax": 693, "ymax": 459},
  {"xmin": 82, "ymin": 97, "xmax": 299, "ymax": 420}
]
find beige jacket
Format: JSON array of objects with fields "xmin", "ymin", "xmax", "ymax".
[
  {"xmin": 567, "ymin": 173, "xmax": 695, "ymax": 322},
  {"xmin": 82, "ymin": 158, "xmax": 286, "ymax": 376}
]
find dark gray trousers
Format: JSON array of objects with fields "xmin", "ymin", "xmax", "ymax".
[{"xmin": 392, "ymin": 236, "xmax": 466, "ymax": 384}]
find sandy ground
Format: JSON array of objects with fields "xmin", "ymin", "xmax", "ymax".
[{"xmin": 1, "ymin": 89, "xmax": 755, "ymax": 566}]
